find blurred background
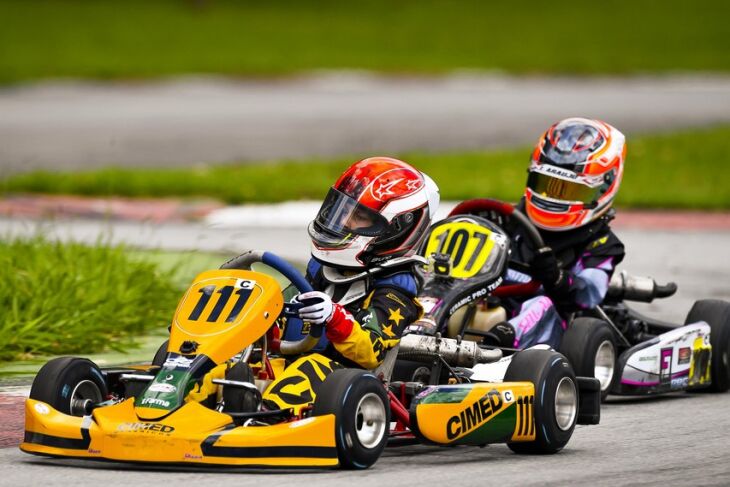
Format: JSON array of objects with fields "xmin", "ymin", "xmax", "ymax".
[{"xmin": 1, "ymin": 0, "xmax": 729, "ymax": 367}]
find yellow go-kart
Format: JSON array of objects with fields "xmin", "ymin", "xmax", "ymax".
[{"xmin": 21, "ymin": 250, "xmax": 599, "ymax": 469}]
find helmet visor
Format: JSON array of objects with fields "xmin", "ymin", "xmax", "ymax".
[
  {"xmin": 309, "ymin": 188, "xmax": 388, "ymax": 248},
  {"xmin": 527, "ymin": 171, "xmax": 601, "ymax": 205}
]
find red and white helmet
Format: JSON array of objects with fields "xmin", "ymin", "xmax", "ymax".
[
  {"xmin": 524, "ymin": 118, "xmax": 626, "ymax": 231},
  {"xmin": 308, "ymin": 157, "xmax": 440, "ymax": 269}
]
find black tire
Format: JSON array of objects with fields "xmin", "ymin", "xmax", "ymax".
[
  {"xmin": 29, "ymin": 357, "xmax": 108, "ymax": 416},
  {"xmin": 313, "ymin": 369, "xmax": 390, "ymax": 469},
  {"xmin": 685, "ymin": 299, "xmax": 730, "ymax": 392},
  {"xmin": 222, "ymin": 363, "xmax": 259, "ymax": 413},
  {"xmin": 504, "ymin": 349, "xmax": 577, "ymax": 454},
  {"xmin": 559, "ymin": 318, "xmax": 617, "ymax": 401},
  {"xmin": 125, "ymin": 339, "xmax": 168, "ymax": 399},
  {"xmin": 151, "ymin": 339, "xmax": 169, "ymax": 368}
]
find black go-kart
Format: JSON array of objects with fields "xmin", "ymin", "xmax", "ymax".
[{"xmin": 407, "ymin": 198, "xmax": 730, "ymax": 402}]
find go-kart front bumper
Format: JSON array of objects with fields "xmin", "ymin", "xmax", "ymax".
[{"xmin": 21, "ymin": 398, "xmax": 339, "ymax": 467}]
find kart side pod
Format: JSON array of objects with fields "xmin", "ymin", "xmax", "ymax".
[{"xmin": 409, "ymin": 383, "xmax": 536, "ymax": 446}]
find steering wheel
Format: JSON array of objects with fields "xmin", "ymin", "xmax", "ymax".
[
  {"xmin": 220, "ymin": 250, "xmax": 323, "ymax": 354},
  {"xmin": 448, "ymin": 199, "xmax": 545, "ymax": 297}
]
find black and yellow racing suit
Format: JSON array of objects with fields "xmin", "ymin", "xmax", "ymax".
[{"xmin": 262, "ymin": 259, "xmax": 422, "ymax": 411}]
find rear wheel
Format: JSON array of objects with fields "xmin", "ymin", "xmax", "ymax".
[
  {"xmin": 685, "ymin": 300, "xmax": 730, "ymax": 392},
  {"xmin": 30, "ymin": 357, "xmax": 108, "ymax": 416},
  {"xmin": 559, "ymin": 318, "xmax": 617, "ymax": 401},
  {"xmin": 222, "ymin": 363, "xmax": 260, "ymax": 413},
  {"xmin": 505, "ymin": 349, "xmax": 578, "ymax": 454},
  {"xmin": 313, "ymin": 369, "xmax": 389, "ymax": 469}
]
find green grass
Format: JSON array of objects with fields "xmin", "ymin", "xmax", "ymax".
[
  {"xmin": 0, "ymin": 237, "xmax": 181, "ymax": 362},
  {"xmin": 0, "ymin": 0, "xmax": 728, "ymax": 83},
  {"xmin": 4, "ymin": 125, "xmax": 730, "ymax": 209}
]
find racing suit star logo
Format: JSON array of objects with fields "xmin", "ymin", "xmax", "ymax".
[
  {"xmin": 373, "ymin": 178, "xmax": 403, "ymax": 200},
  {"xmin": 388, "ymin": 307, "xmax": 404, "ymax": 326}
]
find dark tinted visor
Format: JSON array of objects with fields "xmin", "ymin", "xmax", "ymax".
[
  {"xmin": 527, "ymin": 171, "xmax": 601, "ymax": 205},
  {"xmin": 314, "ymin": 188, "xmax": 388, "ymax": 238}
]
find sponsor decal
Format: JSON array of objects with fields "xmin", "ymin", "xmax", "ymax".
[
  {"xmin": 289, "ymin": 417, "xmax": 315, "ymax": 428},
  {"xmin": 678, "ymin": 347, "xmax": 691, "ymax": 365},
  {"xmin": 141, "ymin": 397, "xmax": 171, "ymax": 408},
  {"xmin": 163, "ymin": 355, "xmax": 194, "ymax": 369},
  {"xmin": 373, "ymin": 178, "xmax": 404, "ymax": 200},
  {"xmin": 34, "ymin": 403, "xmax": 50, "ymax": 415},
  {"xmin": 671, "ymin": 377, "xmax": 689, "ymax": 389},
  {"xmin": 446, "ymin": 389, "xmax": 503, "ymax": 440},
  {"xmin": 148, "ymin": 383, "xmax": 177, "ymax": 393},
  {"xmin": 116, "ymin": 422, "xmax": 176, "ymax": 434},
  {"xmin": 386, "ymin": 292, "xmax": 407, "ymax": 308},
  {"xmin": 447, "ymin": 278, "xmax": 502, "ymax": 316},
  {"xmin": 540, "ymin": 165, "xmax": 578, "ymax": 180}
]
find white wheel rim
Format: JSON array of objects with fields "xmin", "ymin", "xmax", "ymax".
[
  {"xmin": 354, "ymin": 393, "xmax": 387, "ymax": 449},
  {"xmin": 555, "ymin": 377, "xmax": 577, "ymax": 431},
  {"xmin": 594, "ymin": 340, "xmax": 616, "ymax": 392}
]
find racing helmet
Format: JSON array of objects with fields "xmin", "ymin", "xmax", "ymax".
[
  {"xmin": 524, "ymin": 118, "xmax": 626, "ymax": 231},
  {"xmin": 308, "ymin": 157, "xmax": 440, "ymax": 269}
]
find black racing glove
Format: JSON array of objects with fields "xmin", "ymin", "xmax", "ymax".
[
  {"xmin": 531, "ymin": 246, "xmax": 573, "ymax": 303},
  {"xmin": 530, "ymin": 246, "xmax": 562, "ymax": 287}
]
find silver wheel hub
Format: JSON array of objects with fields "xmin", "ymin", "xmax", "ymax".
[
  {"xmin": 594, "ymin": 340, "xmax": 616, "ymax": 392},
  {"xmin": 354, "ymin": 393, "xmax": 387, "ymax": 449},
  {"xmin": 555, "ymin": 377, "xmax": 577, "ymax": 431},
  {"xmin": 69, "ymin": 379, "xmax": 102, "ymax": 416}
]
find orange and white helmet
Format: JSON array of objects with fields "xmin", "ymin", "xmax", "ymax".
[
  {"xmin": 308, "ymin": 157, "xmax": 440, "ymax": 269},
  {"xmin": 524, "ymin": 118, "xmax": 626, "ymax": 231}
]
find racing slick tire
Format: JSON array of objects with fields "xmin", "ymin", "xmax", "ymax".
[
  {"xmin": 29, "ymin": 357, "xmax": 108, "ymax": 417},
  {"xmin": 685, "ymin": 299, "xmax": 730, "ymax": 392},
  {"xmin": 313, "ymin": 369, "xmax": 390, "ymax": 469},
  {"xmin": 222, "ymin": 362, "xmax": 259, "ymax": 413},
  {"xmin": 151, "ymin": 339, "xmax": 169, "ymax": 368},
  {"xmin": 559, "ymin": 318, "xmax": 617, "ymax": 401},
  {"xmin": 504, "ymin": 349, "xmax": 578, "ymax": 454}
]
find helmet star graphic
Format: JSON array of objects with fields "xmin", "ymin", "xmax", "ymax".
[
  {"xmin": 405, "ymin": 179, "xmax": 422, "ymax": 191},
  {"xmin": 373, "ymin": 178, "xmax": 403, "ymax": 200}
]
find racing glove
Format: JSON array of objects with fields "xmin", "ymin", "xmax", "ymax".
[
  {"xmin": 530, "ymin": 246, "xmax": 572, "ymax": 301},
  {"xmin": 296, "ymin": 291, "xmax": 334, "ymax": 325},
  {"xmin": 530, "ymin": 246, "xmax": 562, "ymax": 288}
]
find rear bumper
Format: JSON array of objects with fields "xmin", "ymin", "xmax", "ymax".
[{"xmin": 21, "ymin": 398, "xmax": 338, "ymax": 467}]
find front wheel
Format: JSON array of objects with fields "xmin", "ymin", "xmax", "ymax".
[
  {"xmin": 29, "ymin": 357, "xmax": 108, "ymax": 416},
  {"xmin": 504, "ymin": 349, "xmax": 578, "ymax": 454},
  {"xmin": 685, "ymin": 300, "xmax": 730, "ymax": 392},
  {"xmin": 313, "ymin": 369, "xmax": 390, "ymax": 469},
  {"xmin": 559, "ymin": 318, "xmax": 617, "ymax": 401}
]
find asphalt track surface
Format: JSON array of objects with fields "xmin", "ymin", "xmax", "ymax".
[{"xmin": 2, "ymin": 74, "xmax": 730, "ymax": 174}]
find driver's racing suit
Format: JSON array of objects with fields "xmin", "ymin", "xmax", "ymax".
[
  {"xmin": 262, "ymin": 259, "xmax": 422, "ymax": 410},
  {"xmin": 503, "ymin": 209, "xmax": 625, "ymax": 348}
]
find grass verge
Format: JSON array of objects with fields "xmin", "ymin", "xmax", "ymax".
[
  {"xmin": 0, "ymin": 0, "xmax": 728, "ymax": 83},
  {"xmin": 3, "ymin": 125, "xmax": 730, "ymax": 209},
  {"xmin": 0, "ymin": 237, "xmax": 182, "ymax": 362}
]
